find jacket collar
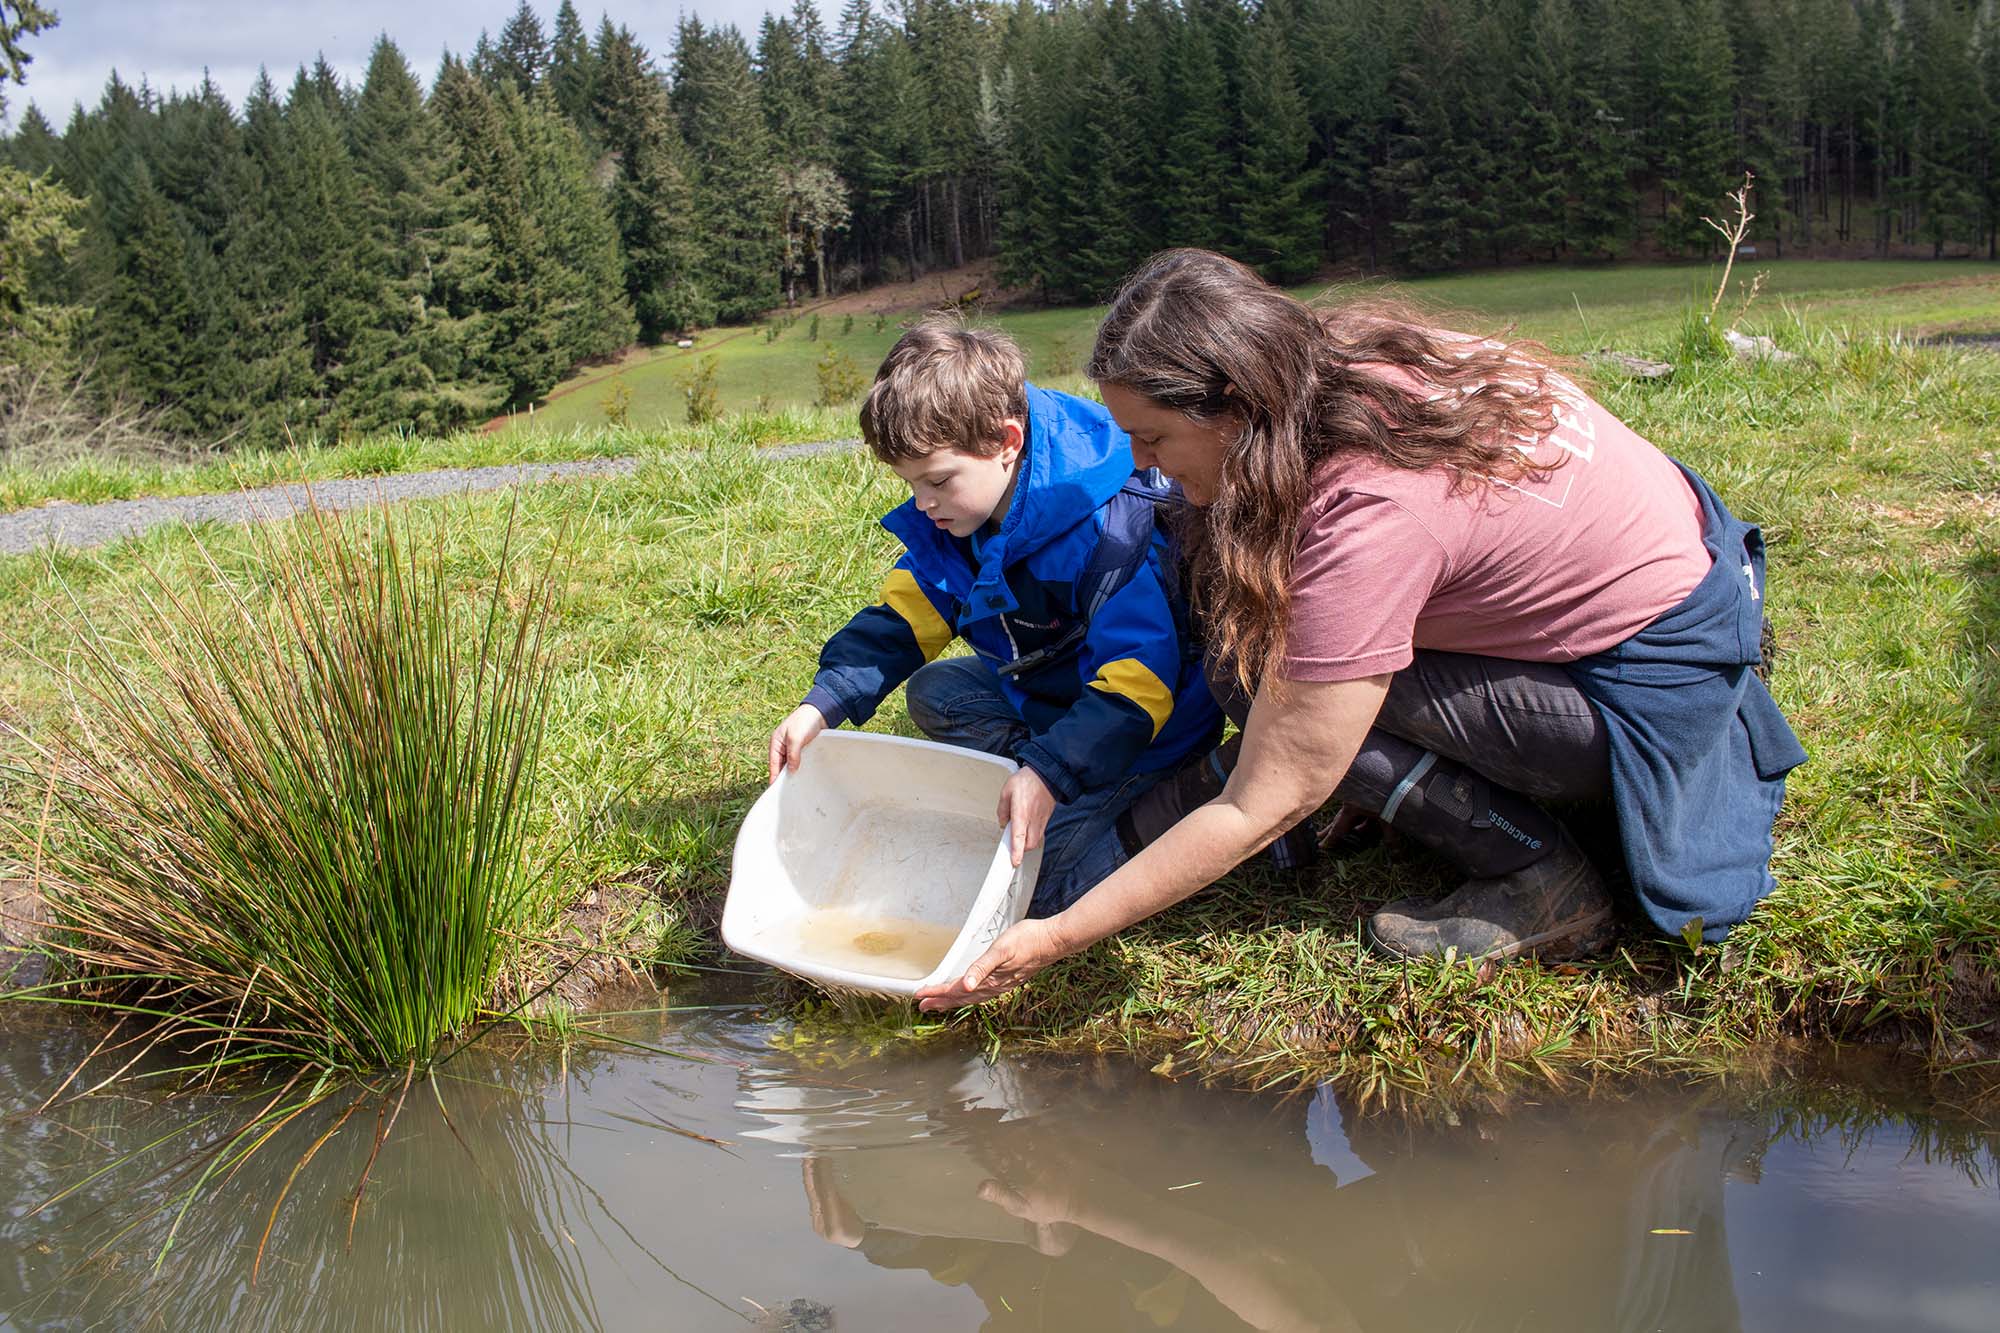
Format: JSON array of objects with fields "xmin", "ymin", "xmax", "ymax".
[{"xmin": 881, "ymin": 383, "xmax": 1135, "ymax": 624}]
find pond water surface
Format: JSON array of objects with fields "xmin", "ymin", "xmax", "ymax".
[{"xmin": 1, "ymin": 978, "xmax": 1996, "ymax": 1332}]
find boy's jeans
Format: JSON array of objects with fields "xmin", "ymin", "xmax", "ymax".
[{"xmin": 904, "ymin": 657, "xmax": 1171, "ymax": 917}]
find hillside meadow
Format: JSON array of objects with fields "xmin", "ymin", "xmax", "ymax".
[{"xmin": 492, "ymin": 258, "xmax": 2000, "ymax": 433}]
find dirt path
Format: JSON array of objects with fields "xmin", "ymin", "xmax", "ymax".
[{"xmin": 0, "ymin": 440, "xmax": 861, "ymax": 556}]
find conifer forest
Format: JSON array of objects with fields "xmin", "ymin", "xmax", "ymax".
[{"xmin": 3, "ymin": 0, "xmax": 1998, "ymax": 445}]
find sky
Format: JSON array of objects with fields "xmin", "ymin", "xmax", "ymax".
[{"xmin": 6, "ymin": 0, "xmax": 824, "ymax": 131}]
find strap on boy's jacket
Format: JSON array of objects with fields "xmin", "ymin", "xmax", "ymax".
[
  {"xmin": 998, "ymin": 470, "xmax": 1188, "ymax": 683},
  {"xmin": 1012, "ymin": 547, "xmax": 1187, "ymax": 801}
]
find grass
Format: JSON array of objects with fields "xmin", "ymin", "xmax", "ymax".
[
  {"xmin": 502, "ymin": 258, "xmax": 2000, "ymax": 434},
  {"xmin": 0, "ymin": 269, "xmax": 1996, "ymax": 1099},
  {"xmin": 3, "ymin": 499, "xmax": 562, "ymax": 1075},
  {"xmin": 4, "ymin": 260, "xmax": 1990, "ymax": 519}
]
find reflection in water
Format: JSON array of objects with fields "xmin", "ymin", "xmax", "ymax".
[
  {"xmin": 756, "ymin": 1052, "xmax": 1995, "ymax": 1333},
  {"xmin": 0, "ymin": 1019, "xmax": 744, "ymax": 1332},
  {"xmin": 0, "ymin": 993, "xmax": 1995, "ymax": 1332}
]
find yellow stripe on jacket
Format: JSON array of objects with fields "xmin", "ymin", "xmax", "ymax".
[
  {"xmin": 880, "ymin": 568, "xmax": 954, "ymax": 661},
  {"xmin": 1089, "ymin": 658, "xmax": 1174, "ymax": 738}
]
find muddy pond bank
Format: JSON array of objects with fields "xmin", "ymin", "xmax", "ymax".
[{"xmin": 1, "ymin": 977, "xmax": 1996, "ymax": 1331}]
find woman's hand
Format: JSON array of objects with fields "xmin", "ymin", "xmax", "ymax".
[
  {"xmin": 768, "ymin": 704, "xmax": 827, "ymax": 781},
  {"xmin": 914, "ymin": 916, "xmax": 1069, "ymax": 1011},
  {"xmin": 996, "ymin": 766, "xmax": 1056, "ymax": 869}
]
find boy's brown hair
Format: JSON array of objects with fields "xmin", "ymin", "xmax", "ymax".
[{"xmin": 859, "ymin": 315, "xmax": 1028, "ymax": 463}]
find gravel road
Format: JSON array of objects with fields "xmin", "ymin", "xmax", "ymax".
[{"xmin": 0, "ymin": 439, "xmax": 861, "ymax": 556}]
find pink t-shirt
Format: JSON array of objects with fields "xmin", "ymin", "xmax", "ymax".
[{"xmin": 1283, "ymin": 362, "xmax": 1711, "ymax": 682}]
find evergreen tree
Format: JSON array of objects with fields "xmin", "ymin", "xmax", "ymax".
[
  {"xmin": 833, "ymin": 0, "xmax": 915, "ymax": 274},
  {"xmin": 291, "ymin": 55, "xmax": 349, "ymax": 117},
  {"xmin": 1797, "ymin": 0, "xmax": 1865, "ymax": 246},
  {"xmin": 88, "ymin": 161, "xmax": 205, "ymax": 425},
  {"xmin": 675, "ymin": 18, "xmax": 782, "ymax": 318},
  {"xmin": 1654, "ymin": 0, "xmax": 1737, "ymax": 255},
  {"xmin": 225, "ymin": 69, "xmax": 318, "ymax": 438},
  {"xmin": 1854, "ymin": 0, "xmax": 1899, "ymax": 255},
  {"xmin": 348, "ymin": 37, "xmax": 505, "ymax": 434},
  {"xmin": 1979, "ymin": 0, "xmax": 2000, "ymax": 257},
  {"xmin": 1233, "ymin": 0, "xmax": 1318, "ymax": 280},
  {"xmin": 595, "ymin": 23, "xmax": 711, "ymax": 336},
  {"xmin": 757, "ymin": 15, "xmax": 813, "ymax": 160},
  {"xmin": 908, "ymin": 0, "xmax": 984, "ymax": 268},
  {"xmin": 1381, "ymin": 2, "xmax": 1485, "ymax": 270},
  {"xmin": 145, "ymin": 79, "xmax": 256, "ymax": 431},
  {"xmin": 1900, "ymin": 0, "xmax": 1983, "ymax": 256},
  {"xmin": 789, "ymin": 0, "xmax": 839, "ymax": 167},
  {"xmin": 0, "ymin": 160, "xmax": 85, "ymax": 370},
  {"xmin": 504, "ymin": 80, "xmax": 635, "ymax": 364},
  {"xmin": 1508, "ymin": 0, "xmax": 1579, "ymax": 260},
  {"xmin": 495, "ymin": 1, "xmax": 550, "ymax": 95},
  {"xmin": 1729, "ymin": 0, "xmax": 1807, "ymax": 252},
  {"xmin": 276, "ymin": 74, "xmax": 384, "ymax": 428},
  {"xmin": 469, "ymin": 29, "xmax": 500, "ymax": 86},
  {"xmin": 1061, "ymin": 19, "xmax": 1147, "ymax": 299},
  {"xmin": 1113, "ymin": 0, "xmax": 1174, "ymax": 258},
  {"xmin": 63, "ymin": 71, "xmax": 151, "ymax": 201},
  {"xmin": 760, "ymin": 0, "xmax": 847, "ymax": 295},
  {"xmin": 4, "ymin": 101, "xmax": 64, "ymax": 176},
  {"xmin": 1296, "ymin": 0, "xmax": 1399, "ymax": 266},
  {"xmin": 992, "ymin": 0, "xmax": 1054, "ymax": 295},
  {"xmin": 0, "ymin": 0, "xmax": 57, "ymax": 120},
  {"xmin": 432, "ymin": 57, "xmax": 563, "ymax": 405},
  {"xmin": 548, "ymin": 0, "xmax": 597, "ymax": 131},
  {"xmin": 1569, "ymin": 0, "xmax": 1635, "ymax": 259}
]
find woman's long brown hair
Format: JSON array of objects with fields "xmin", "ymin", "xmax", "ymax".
[{"xmin": 1088, "ymin": 248, "xmax": 1567, "ymax": 695}]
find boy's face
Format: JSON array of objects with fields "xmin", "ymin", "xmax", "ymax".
[{"xmin": 890, "ymin": 420, "xmax": 1025, "ymax": 538}]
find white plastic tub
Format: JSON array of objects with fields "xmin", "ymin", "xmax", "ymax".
[{"xmin": 721, "ymin": 730, "xmax": 1042, "ymax": 996}]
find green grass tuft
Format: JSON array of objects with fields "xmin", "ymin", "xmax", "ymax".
[{"xmin": 7, "ymin": 496, "xmax": 563, "ymax": 1073}]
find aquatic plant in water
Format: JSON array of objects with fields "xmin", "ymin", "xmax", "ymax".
[{"xmin": 13, "ymin": 496, "xmax": 561, "ymax": 1075}]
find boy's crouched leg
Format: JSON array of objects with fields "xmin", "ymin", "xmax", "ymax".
[
  {"xmin": 1026, "ymin": 768, "xmax": 1171, "ymax": 918},
  {"xmin": 905, "ymin": 658, "xmax": 1030, "ymax": 758}
]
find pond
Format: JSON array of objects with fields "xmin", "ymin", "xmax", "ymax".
[{"xmin": 2, "ymin": 977, "xmax": 1995, "ymax": 1332}]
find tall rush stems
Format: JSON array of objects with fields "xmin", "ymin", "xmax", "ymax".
[{"xmin": 16, "ymin": 492, "xmax": 562, "ymax": 1075}]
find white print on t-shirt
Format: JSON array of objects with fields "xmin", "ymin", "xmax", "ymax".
[
  {"xmin": 1483, "ymin": 377, "xmax": 1594, "ymax": 509},
  {"xmin": 1422, "ymin": 347, "xmax": 1601, "ymax": 510}
]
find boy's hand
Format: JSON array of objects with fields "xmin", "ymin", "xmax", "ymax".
[
  {"xmin": 996, "ymin": 766, "xmax": 1056, "ymax": 868},
  {"xmin": 768, "ymin": 704, "xmax": 828, "ymax": 782}
]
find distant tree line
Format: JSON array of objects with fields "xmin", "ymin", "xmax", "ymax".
[{"xmin": 3, "ymin": 0, "xmax": 1998, "ymax": 444}]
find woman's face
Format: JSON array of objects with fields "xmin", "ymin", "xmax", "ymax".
[{"xmin": 1099, "ymin": 383, "xmax": 1236, "ymax": 506}]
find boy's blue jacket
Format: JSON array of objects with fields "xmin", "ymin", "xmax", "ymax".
[{"xmin": 803, "ymin": 383, "xmax": 1220, "ymax": 803}]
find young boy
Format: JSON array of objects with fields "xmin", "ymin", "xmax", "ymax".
[{"xmin": 767, "ymin": 318, "xmax": 1220, "ymax": 915}]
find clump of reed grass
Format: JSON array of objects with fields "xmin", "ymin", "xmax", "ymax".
[{"xmin": 13, "ymin": 496, "xmax": 561, "ymax": 1075}]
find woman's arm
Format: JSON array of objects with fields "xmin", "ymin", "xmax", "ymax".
[{"xmin": 914, "ymin": 672, "xmax": 1391, "ymax": 1010}]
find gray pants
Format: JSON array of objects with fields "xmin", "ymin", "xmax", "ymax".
[{"xmin": 1211, "ymin": 652, "xmax": 1611, "ymax": 877}]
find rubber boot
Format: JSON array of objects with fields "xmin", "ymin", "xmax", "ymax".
[
  {"xmin": 1365, "ymin": 825, "xmax": 1616, "ymax": 963},
  {"xmin": 1339, "ymin": 739, "xmax": 1616, "ymax": 963}
]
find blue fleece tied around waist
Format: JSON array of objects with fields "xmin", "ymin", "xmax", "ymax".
[{"xmin": 1562, "ymin": 463, "xmax": 1808, "ymax": 941}]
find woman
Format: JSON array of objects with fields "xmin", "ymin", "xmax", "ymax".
[{"xmin": 914, "ymin": 249, "xmax": 1805, "ymax": 1012}]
